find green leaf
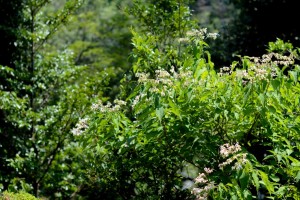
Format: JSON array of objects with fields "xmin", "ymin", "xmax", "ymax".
[
  {"xmin": 267, "ymin": 105, "xmax": 276, "ymax": 113},
  {"xmin": 286, "ymin": 149, "xmax": 293, "ymax": 156},
  {"xmin": 234, "ymin": 112, "xmax": 240, "ymax": 120},
  {"xmin": 271, "ymin": 79, "xmax": 280, "ymax": 90},
  {"xmin": 156, "ymin": 107, "xmax": 164, "ymax": 122},
  {"xmin": 259, "ymin": 171, "xmax": 274, "ymax": 194},
  {"xmin": 168, "ymin": 98, "xmax": 181, "ymax": 118},
  {"xmin": 231, "ymin": 61, "xmax": 239, "ymax": 71},
  {"xmin": 289, "ymin": 71, "xmax": 298, "ymax": 83},
  {"xmin": 194, "ymin": 59, "xmax": 207, "ymax": 79},
  {"xmin": 258, "ymin": 93, "xmax": 265, "ymax": 106},
  {"xmin": 276, "ymin": 186, "xmax": 286, "ymax": 197},
  {"xmin": 154, "ymin": 94, "xmax": 160, "ymax": 108},
  {"xmin": 252, "ymin": 172, "xmax": 260, "ymax": 192},
  {"xmin": 243, "ymin": 190, "xmax": 252, "ymax": 200},
  {"xmin": 201, "ymin": 69, "xmax": 209, "ymax": 80},
  {"xmin": 239, "ymin": 168, "xmax": 250, "ymax": 190},
  {"xmin": 270, "ymin": 174, "xmax": 280, "ymax": 182},
  {"xmin": 295, "ymin": 171, "xmax": 300, "ymax": 182}
]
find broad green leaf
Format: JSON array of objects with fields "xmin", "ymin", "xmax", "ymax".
[
  {"xmin": 168, "ymin": 98, "xmax": 181, "ymax": 118},
  {"xmin": 239, "ymin": 168, "xmax": 250, "ymax": 190},
  {"xmin": 289, "ymin": 71, "xmax": 298, "ymax": 83},
  {"xmin": 271, "ymin": 79, "xmax": 280, "ymax": 90},
  {"xmin": 156, "ymin": 107, "xmax": 164, "ymax": 122}
]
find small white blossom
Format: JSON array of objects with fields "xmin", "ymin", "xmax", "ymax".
[
  {"xmin": 194, "ymin": 173, "xmax": 207, "ymax": 184},
  {"xmin": 207, "ymin": 33, "xmax": 219, "ymax": 40},
  {"xmin": 204, "ymin": 167, "xmax": 213, "ymax": 174},
  {"xmin": 178, "ymin": 37, "xmax": 189, "ymax": 43},
  {"xmin": 220, "ymin": 143, "xmax": 242, "ymax": 158},
  {"xmin": 114, "ymin": 99, "xmax": 127, "ymax": 106},
  {"xmin": 132, "ymin": 95, "xmax": 140, "ymax": 108},
  {"xmin": 71, "ymin": 117, "xmax": 89, "ymax": 136}
]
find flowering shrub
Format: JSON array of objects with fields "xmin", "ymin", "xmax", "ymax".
[
  {"xmin": 73, "ymin": 0, "xmax": 300, "ymax": 197},
  {"xmin": 189, "ymin": 39, "xmax": 300, "ymax": 199},
  {"xmin": 75, "ymin": 26, "xmax": 300, "ymax": 199}
]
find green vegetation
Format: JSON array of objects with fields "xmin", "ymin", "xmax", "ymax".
[
  {"xmin": 1, "ymin": 191, "xmax": 39, "ymax": 200},
  {"xmin": 1, "ymin": 0, "xmax": 300, "ymax": 199}
]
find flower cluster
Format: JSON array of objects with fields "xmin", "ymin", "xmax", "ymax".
[
  {"xmin": 73, "ymin": 99, "xmax": 127, "ymax": 136},
  {"xmin": 219, "ymin": 153, "xmax": 248, "ymax": 170},
  {"xmin": 194, "ymin": 173, "xmax": 207, "ymax": 184},
  {"xmin": 204, "ymin": 167, "xmax": 214, "ymax": 174},
  {"xmin": 235, "ymin": 52, "xmax": 294, "ymax": 81},
  {"xmin": 136, "ymin": 72, "xmax": 150, "ymax": 83},
  {"xmin": 133, "ymin": 67, "xmax": 195, "ymax": 108},
  {"xmin": 131, "ymin": 94, "xmax": 142, "ymax": 108},
  {"xmin": 136, "ymin": 69, "xmax": 173, "ymax": 88},
  {"xmin": 218, "ymin": 143, "xmax": 248, "ymax": 170},
  {"xmin": 186, "ymin": 28, "xmax": 207, "ymax": 39},
  {"xmin": 191, "ymin": 183, "xmax": 215, "ymax": 200},
  {"xmin": 220, "ymin": 143, "xmax": 241, "ymax": 158},
  {"xmin": 207, "ymin": 33, "xmax": 219, "ymax": 40},
  {"xmin": 178, "ymin": 28, "xmax": 218, "ymax": 43},
  {"xmin": 191, "ymin": 144, "xmax": 248, "ymax": 199},
  {"xmin": 91, "ymin": 99, "xmax": 127, "ymax": 113},
  {"xmin": 71, "ymin": 117, "xmax": 89, "ymax": 136},
  {"xmin": 218, "ymin": 66, "xmax": 232, "ymax": 76},
  {"xmin": 261, "ymin": 53, "xmax": 294, "ymax": 66},
  {"xmin": 192, "ymin": 168, "xmax": 215, "ymax": 200}
]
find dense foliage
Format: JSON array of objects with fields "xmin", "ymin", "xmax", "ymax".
[
  {"xmin": 0, "ymin": 0, "xmax": 88, "ymax": 197},
  {"xmin": 209, "ymin": 0, "xmax": 300, "ymax": 66},
  {"xmin": 79, "ymin": 24, "xmax": 300, "ymax": 200},
  {"xmin": 0, "ymin": 191, "xmax": 39, "ymax": 200},
  {"xmin": 1, "ymin": 0, "xmax": 300, "ymax": 199}
]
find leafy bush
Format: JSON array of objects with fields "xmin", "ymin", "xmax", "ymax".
[
  {"xmin": 0, "ymin": 191, "xmax": 38, "ymax": 200},
  {"xmin": 2, "ymin": 0, "xmax": 300, "ymax": 199},
  {"xmin": 76, "ymin": 17, "xmax": 300, "ymax": 199},
  {"xmin": 191, "ymin": 41, "xmax": 300, "ymax": 199}
]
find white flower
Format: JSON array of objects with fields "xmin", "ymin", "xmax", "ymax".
[
  {"xmin": 194, "ymin": 173, "xmax": 207, "ymax": 184},
  {"xmin": 204, "ymin": 167, "xmax": 213, "ymax": 174},
  {"xmin": 71, "ymin": 117, "xmax": 89, "ymax": 136},
  {"xmin": 207, "ymin": 33, "xmax": 219, "ymax": 40}
]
